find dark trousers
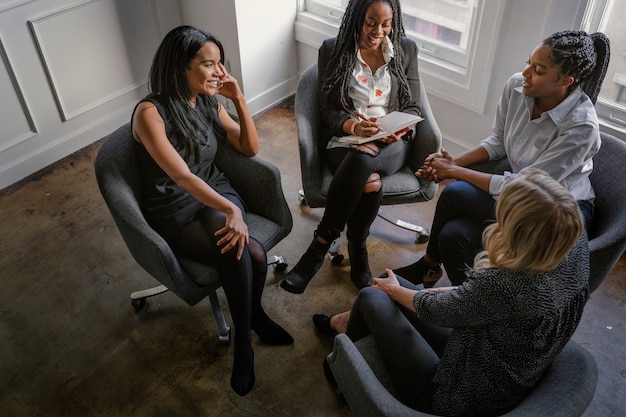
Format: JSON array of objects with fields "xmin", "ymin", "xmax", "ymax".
[
  {"xmin": 427, "ymin": 180, "xmax": 594, "ymax": 286},
  {"xmin": 346, "ymin": 277, "xmax": 452, "ymax": 412},
  {"xmin": 319, "ymin": 140, "xmax": 408, "ymax": 242}
]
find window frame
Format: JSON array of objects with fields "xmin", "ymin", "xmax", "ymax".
[
  {"xmin": 581, "ymin": 0, "xmax": 626, "ymax": 133},
  {"xmin": 295, "ymin": 0, "xmax": 506, "ymax": 114}
]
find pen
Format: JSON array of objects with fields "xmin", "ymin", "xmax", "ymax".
[
  {"xmin": 352, "ymin": 111, "xmax": 381, "ymax": 132},
  {"xmin": 352, "ymin": 111, "xmax": 373, "ymax": 122}
]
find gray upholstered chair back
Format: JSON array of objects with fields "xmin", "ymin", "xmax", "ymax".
[
  {"xmin": 295, "ymin": 62, "xmax": 442, "ymax": 208},
  {"xmin": 327, "ymin": 333, "xmax": 597, "ymax": 417},
  {"xmin": 95, "ymin": 122, "xmax": 292, "ymax": 306},
  {"xmin": 587, "ymin": 132, "xmax": 626, "ymax": 291},
  {"xmin": 470, "ymin": 132, "xmax": 626, "ymax": 292}
]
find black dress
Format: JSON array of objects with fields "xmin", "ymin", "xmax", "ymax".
[{"xmin": 132, "ymin": 93, "xmax": 242, "ymax": 240}]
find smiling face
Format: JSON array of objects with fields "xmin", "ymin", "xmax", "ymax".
[
  {"xmin": 521, "ymin": 44, "xmax": 574, "ymax": 100},
  {"xmin": 358, "ymin": 1, "xmax": 393, "ymax": 50},
  {"xmin": 185, "ymin": 41, "xmax": 224, "ymax": 98}
]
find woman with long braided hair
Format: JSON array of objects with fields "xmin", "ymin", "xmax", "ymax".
[
  {"xmin": 281, "ymin": 0, "xmax": 424, "ymax": 294},
  {"xmin": 391, "ymin": 30, "xmax": 610, "ymax": 287}
]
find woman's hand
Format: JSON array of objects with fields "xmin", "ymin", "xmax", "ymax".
[
  {"xmin": 376, "ymin": 126, "xmax": 411, "ymax": 145},
  {"xmin": 428, "ymin": 147, "xmax": 457, "ymax": 181},
  {"xmin": 416, "ymin": 147, "xmax": 455, "ymax": 182},
  {"xmin": 372, "ymin": 269, "xmax": 401, "ymax": 295},
  {"xmin": 215, "ymin": 204, "xmax": 249, "ymax": 260},
  {"xmin": 216, "ymin": 62, "xmax": 242, "ymax": 101}
]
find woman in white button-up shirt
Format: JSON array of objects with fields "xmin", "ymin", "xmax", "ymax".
[{"xmin": 393, "ymin": 30, "xmax": 610, "ymax": 287}]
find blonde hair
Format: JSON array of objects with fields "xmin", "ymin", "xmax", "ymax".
[{"xmin": 474, "ymin": 168, "xmax": 584, "ymax": 272}]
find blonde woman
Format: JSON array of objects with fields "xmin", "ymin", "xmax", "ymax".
[{"xmin": 319, "ymin": 168, "xmax": 589, "ymax": 416}]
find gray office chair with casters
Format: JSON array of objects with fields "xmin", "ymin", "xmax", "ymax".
[
  {"xmin": 95, "ymin": 122, "xmax": 292, "ymax": 344},
  {"xmin": 295, "ymin": 62, "xmax": 442, "ymax": 261}
]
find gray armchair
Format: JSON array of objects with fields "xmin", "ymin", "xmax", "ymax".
[
  {"xmin": 587, "ymin": 132, "xmax": 626, "ymax": 292},
  {"xmin": 95, "ymin": 122, "xmax": 292, "ymax": 343},
  {"xmin": 471, "ymin": 132, "xmax": 626, "ymax": 292},
  {"xmin": 295, "ymin": 62, "xmax": 442, "ymax": 252},
  {"xmin": 327, "ymin": 334, "xmax": 597, "ymax": 417}
]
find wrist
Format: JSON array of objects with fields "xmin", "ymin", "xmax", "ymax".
[{"xmin": 350, "ymin": 120, "xmax": 358, "ymax": 135}]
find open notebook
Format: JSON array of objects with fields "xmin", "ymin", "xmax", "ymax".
[{"xmin": 339, "ymin": 111, "xmax": 423, "ymax": 145}]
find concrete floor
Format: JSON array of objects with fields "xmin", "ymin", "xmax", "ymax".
[{"xmin": 1, "ymin": 102, "xmax": 625, "ymax": 417}]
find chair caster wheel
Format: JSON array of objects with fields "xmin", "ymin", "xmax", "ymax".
[
  {"xmin": 416, "ymin": 232, "xmax": 429, "ymax": 244},
  {"xmin": 268, "ymin": 255, "xmax": 288, "ymax": 272},
  {"xmin": 329, "ymin": 250, "xmax": 344, "ymax": 265},
  {"xmin": 298, "ymin": 190, "xmax": 307, "ymax": 205},
  {"xmin": 218, "ymin": 328, "xmax": 231, "ymax": 345},
  {"xmin": 274, "ymin": 261, "xmax": 288, "ymax": 273},
  {"xmin": 131, "ymin": 297, "xmax": 146, "ymax": 311}
]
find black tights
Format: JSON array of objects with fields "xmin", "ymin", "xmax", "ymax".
[
  {"xmin": 169, "ymin": 204, "xmax": 277, "ymax": 394},
  {"xmin": 170, "ymin": 205, "xmax": 268, "ymax": 346}
]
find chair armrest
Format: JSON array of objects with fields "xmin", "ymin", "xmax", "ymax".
[
  {"xmin": 214, "ymin": 141, "xmax": 292, "ymax": 235},
  {"xmin": 500, "ymin": 340, "xmax": 597, "ymax": 416},
  {"xmin": 295, "ymin": 63, "xmax": 326, "ymax": 207},
  {"xmin": 327, "ymin": 334, "xmax": 432, "ymax": 417}
]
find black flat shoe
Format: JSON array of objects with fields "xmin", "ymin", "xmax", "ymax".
[
  {"xmin": 312, "ymin": 314, "xmax": 337, "ymax": 335},
  {"xmin": 393, "ymin": 256, "xmax": 442, "ymax": 288}
]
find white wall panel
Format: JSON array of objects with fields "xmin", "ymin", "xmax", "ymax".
[
  {"xmin": 0, "ymin": 0, "xmax": 182, "ymax": 190},
  {"xmin": 0, "ymin": 0, "xmax": 33, "ymax": 13},
  {"xmin": 0, "ymin": 37, "xmax": 37, "ymax": 154},
  {"xmin": 29, "ymin": 0, "xmax": 141, "ymax": 121}
]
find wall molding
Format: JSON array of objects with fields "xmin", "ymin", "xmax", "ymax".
[
  {"xmin": 0, "ymin": 36, "xmax": 37, "ymax": 153},
  {"xmin": 0, "ymin": 0, "xmax": 33, "ymax": 13},
  {"xmin": 28, "ymin": 0, "xmax": 144, "ymax": 121}
]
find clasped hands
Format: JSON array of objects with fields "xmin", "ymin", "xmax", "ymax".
[{"xmin": 416, "ymin": 147, "xmax": 456, "ymax": 183}]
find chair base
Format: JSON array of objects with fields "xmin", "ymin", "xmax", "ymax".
[
  {"xmin": 377, "ymin": 208, "xmax": 430, "ymax": 243},
  {"xmin": 130, "ymin": 284, "xmax": 231, "ymax": 345},
  {"xmin": 129, "ymin": 254, "xmax": 288, "ymax": 344}
]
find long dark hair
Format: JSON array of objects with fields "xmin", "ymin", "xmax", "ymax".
[
  {"xmin": 542, "ymin": 30, "xmax": 611, "ymax": 104},
  {"xmin": 321, "ymin": 0, "xmax": 411, "ymax": 112},
  {"xmin": 148, "ymin": 25, "xmax": 226, "ymax": 161}
]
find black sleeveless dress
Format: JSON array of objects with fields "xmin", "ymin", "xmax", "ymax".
[{"xmin": 132, "ymin": 93, "xmax": 243, "ymax": 240}]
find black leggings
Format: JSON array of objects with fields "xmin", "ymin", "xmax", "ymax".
[
  {"xmin": 320, "ymin": 140, "xmax": 408, "ymax": 242},
  {"xmin": 169, "ymin": 202, "xmax": 267, "ymax": 346}
]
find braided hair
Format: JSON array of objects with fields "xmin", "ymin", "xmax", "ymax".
[
  {"xmin": 148, "ymin": 25, "xmax": 227, "ymax": 162},
  {"xmin": 320, "ymin": 0, "xmax": 412, "ymax": 112},
  {"xmin": 542, "ymin": 30, "xmax": 611, "ymax": 104}
]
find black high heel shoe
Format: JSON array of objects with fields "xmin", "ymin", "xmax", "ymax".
[
  {"xmin": 280, "ymin": 234, "xmax": 331, "ymax": 294},
  {"xmin": 312, "ymin": 314, "xmax": 337, "ymax": 335},
  {"xmin": 348, "ymin": 240, "xmax": 372, "ymax": 289}
]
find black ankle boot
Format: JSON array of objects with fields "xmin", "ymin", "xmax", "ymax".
[
  {"xmin": 280, "ymin": 235, "xmax": 331, "ymax": 294},
  {"xmin": 348, "ymin": 240, "xmax": 371, "ymax": 289}
]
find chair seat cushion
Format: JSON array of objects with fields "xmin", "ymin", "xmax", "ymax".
[{"xmin": 321, "ymin": 166, "xmax": 422, "ymax": 198}]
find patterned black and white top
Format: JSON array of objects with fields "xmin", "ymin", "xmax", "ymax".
[{"xmin": 414, "ymin": 234, "xmax": 590, "ymax": 417}]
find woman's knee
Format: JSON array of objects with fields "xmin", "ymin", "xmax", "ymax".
[
  {"xmin": 355, "ymin": 286, "xmax": 392, "ymax": 311},
  {"xmin": 364, "ymin": 172, "xmax": 382, "ymax": 193},
  {"xmin": 248, "ymin": 239, "xmax": 267, "ymax": 268}
]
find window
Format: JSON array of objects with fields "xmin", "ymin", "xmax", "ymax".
[
  {"xmin": 582, "ymin": 0, "xmax": 626, "ymax": 131},
  {"xmin": 302, "ymin": 0, "xmax": 478, "ymax": 68},
  {"xmin": 297, "ymin": 0, "xmax": 505, "ymax": 113}
]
